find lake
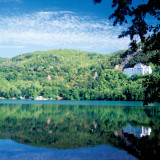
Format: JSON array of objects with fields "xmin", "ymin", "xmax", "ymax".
[{"xmin": 0, "ymin": 100, "xmax": 160, "ymax": 160}]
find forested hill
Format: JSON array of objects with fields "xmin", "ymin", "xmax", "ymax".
[
  {"xmin": 0, "ymin": 49, "xmax": 159, "ymax": 101},
  {"xmin": 0, "ymin": 57, "xmax": 8, "ymax": 63}
]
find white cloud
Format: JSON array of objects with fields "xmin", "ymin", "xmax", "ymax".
[
  {"xmin": 0, "ymin": 45, "xmax": 25, "ymax": 48},
  {"xmin": 0, "ymin": 11, "xmax": 130, "ymax": 54},
  {"xmin": 0, "ymin": 0, "xmax": 22, "ymax": 2}
]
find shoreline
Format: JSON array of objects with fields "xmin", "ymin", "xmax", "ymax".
[{"xmin": 0, "ymin": 99, "xmax": 159, "ymax": 106}]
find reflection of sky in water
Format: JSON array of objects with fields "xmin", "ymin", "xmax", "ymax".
[
  {"xmin": 123, "ymin": 124, "xmax": 152, "ymax": 138},
  {"xmin": 0, "ymin": 140, "xmax": 137, "ymax": 160}
]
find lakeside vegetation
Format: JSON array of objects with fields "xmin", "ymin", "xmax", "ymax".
[{"xmin": 0, "ymin": 48, "xmax": 159, "ymax": 102}]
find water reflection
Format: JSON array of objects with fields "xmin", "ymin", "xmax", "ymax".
[
  {"xmin": 0, "ymin": 102, "xmax": 159, "ymax": 159},
  {"xmin": 123, "ymin": 124, "xmax": 152, "ymax": 138},
  {"xmin": 0, "ymin": 140, "xmax": 137, "ymax": 160}
]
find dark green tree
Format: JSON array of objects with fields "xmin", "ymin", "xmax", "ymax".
[
  {"xmin": 143, "ymin": 73, "xmax": 160, "ymax": 105},
  {"xmin": 94, "ymin": 0, "xmax": 160, "ymax": 104},
  {"xmin": 94, "ymin": 0, "xmax": 160, "ymax": 52}
]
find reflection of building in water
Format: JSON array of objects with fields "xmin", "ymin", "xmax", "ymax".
[
  {"xmin": 141, "ymin": 127, "xmax": 152, "ymax": 137},
  {"xmin": 123, "ymin": 124, "xmax": 152, "ymax": 138}
]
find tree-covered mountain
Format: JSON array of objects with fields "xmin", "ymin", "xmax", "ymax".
[
  {"xmin": 0, "ymin": 49, "xmax": 159, "ymax": 101},
  {"xmin": 0, "ymin": 57, "xmax": 8, "ymax": 63}
]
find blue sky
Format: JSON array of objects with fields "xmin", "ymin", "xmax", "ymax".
[{"xmin": 0, "ymin": 0, "xmax": 130, "ymax": 58}]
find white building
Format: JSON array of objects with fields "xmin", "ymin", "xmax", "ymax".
[
  {"xmin": 123, "ymin": 63, "xmax": 152, "ymax": 77},
  {"xmin": 35, "ymin": 96, "xmax": 48, "ymax": 100}
]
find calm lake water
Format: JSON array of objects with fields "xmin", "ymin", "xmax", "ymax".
[{"xmin": 0, "ymin": 100, "xmax": 160, "ymax": 160}]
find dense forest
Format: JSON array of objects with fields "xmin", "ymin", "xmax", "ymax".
[{"xmin": 0, "ymin": 48, "xmax": 159, "ymax": 102}]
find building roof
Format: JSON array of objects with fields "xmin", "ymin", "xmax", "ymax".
[{"xmin": 134, "ymin": 63, "xmax": 145, "ymax": 68}]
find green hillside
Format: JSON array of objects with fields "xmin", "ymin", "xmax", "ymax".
[
  {"xmin": 0, "ymin": 49, "xmax": 159, "ymax": 102},
  {"xmin": 0, "ymin": 57, "xmax": 8, "ymax": 63}
]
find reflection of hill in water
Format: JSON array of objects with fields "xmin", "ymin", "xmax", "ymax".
[{"xmin": 0, "ymin": 103, "xmax": 160, "ymax": 159}]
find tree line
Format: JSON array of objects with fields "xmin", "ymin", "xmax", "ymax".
[{"xmin": 0, "ymin": 49, "xmax": 159, "ymax": 104}]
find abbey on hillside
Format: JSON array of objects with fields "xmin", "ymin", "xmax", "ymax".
[{"xmin": 123, "ymin": 63, "xmax": 152, "ymax": 77}]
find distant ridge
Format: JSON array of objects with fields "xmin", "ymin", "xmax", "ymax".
[{"xmin": 0, "ymin": 48, "xmax": 158, "ymax": 101}]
